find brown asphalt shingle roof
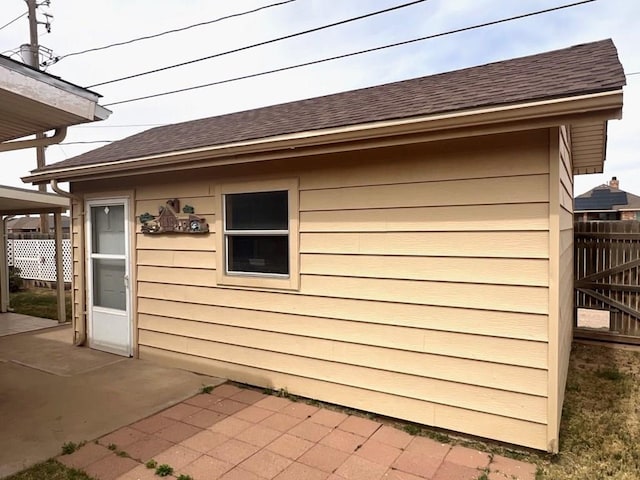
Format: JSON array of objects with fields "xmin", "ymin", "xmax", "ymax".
[{"xmin": 40, "ymin": 39, "xmax": 625, "ymax": 172}]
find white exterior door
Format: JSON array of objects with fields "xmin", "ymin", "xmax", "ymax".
[{"xmin": 86, "ymin": 199, "xmax": 132, "ymax": 356}]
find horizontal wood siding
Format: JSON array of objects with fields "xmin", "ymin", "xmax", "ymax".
[
  {"xmin": 132, "ymin": 130, "xmax": 552, "ymax": 450},
  {"xmin": 140, "ymin": 345, "xmax": 547, "ymax": 448}
]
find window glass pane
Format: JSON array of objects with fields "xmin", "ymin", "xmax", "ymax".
[
  {"xmin": 225, "ymin": 191, "xmax": 288, "ymax": 230},
  {"xmin": 91, "ymin": 205, "xmax": 125, "ymax": 254},
  {"xmin": 228, "ymin": 235, "xmax": 288, "ymax": 274},
  {"xmin": 92, "ymin": 258, "xmax": 126, "ymax": 310}
]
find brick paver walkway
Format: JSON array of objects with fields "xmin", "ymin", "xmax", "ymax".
[{"xmin": 58, "ymin": 383, "xmax": 536, "ymax": 480}]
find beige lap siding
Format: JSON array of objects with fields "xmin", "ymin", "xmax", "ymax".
[
  {"xmin": 135, "ymin": 129, "xmax": 553, "ymax": 449},
  {"xmin": 548, "ymin": 126, "xmax": 575, "ymax": 450}
]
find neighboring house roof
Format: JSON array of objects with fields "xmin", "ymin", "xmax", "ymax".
[
  {"xmin": 25, "ymin": 39, "xmax": 625, "ymax": 183},
  {"xmin": 575, "ymin": 184, "xmax": 640, "ymax": 212},
  {"xmin": 7, "ymin": 214, "xmax": 70, "ymax": 231},
  {"xmin": 0, "ymin": 54, "xmax": 111, "ymax": 142}
]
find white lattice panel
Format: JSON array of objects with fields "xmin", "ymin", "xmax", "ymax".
[{"xmin": 10, "ymin": 239, "xmax": 72, "ymax": 282}]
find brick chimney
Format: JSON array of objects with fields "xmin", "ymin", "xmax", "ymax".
[{"xmin": 609, "ymin": 176, "xmax": 620, "ymax": 189}]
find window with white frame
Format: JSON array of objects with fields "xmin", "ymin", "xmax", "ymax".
[
  {"xmin": 224, "ymin": 190, "xmax": 289, "ymax": 276},
  {"xmin": 216, "ymin": 178, "xmax": 299, "ymax": 290}
]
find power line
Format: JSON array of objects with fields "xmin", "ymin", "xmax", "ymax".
[
  {"xmin": 627, "ymin": 71, "xmax": 640, "ymax": 76},
  {"xmin": 47, "ymin": 0, "xmax": 296, "ymax": 65},
  {"xmin": 89, "ymin": 0, "xmax": 430, "ymax": 88},
  {"xmin": 104, "ymin": 0, "xmax": 596, "ymax": 107},
  {"xmin": 0, "ymin": 11, "xmax": 27, "ymax": 32}
]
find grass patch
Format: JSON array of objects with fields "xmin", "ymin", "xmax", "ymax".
[
  {"xmin": 537, "ymin": 342, "xmax": 640, "ymax": 479},
  {"xmin": 9, "ymin": 287, "xmax": 72, "ymax": 322},
  {"xmin": 3, "ymin": 459, "xmax": 94, "ymax": 480}
]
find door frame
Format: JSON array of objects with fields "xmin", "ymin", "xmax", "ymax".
[{"xmin": 85, "ymin": 196, "xmax": 133, "ymax": 356}]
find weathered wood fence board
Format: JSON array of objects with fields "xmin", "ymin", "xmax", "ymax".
[{"xmin": 575, "ymin": 220, "xmax": 640, "ymax": 338}]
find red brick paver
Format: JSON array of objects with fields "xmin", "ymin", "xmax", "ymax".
[
  {"xmin": 208, "ymin": 438, "xmax": 260, "ymax": 464},
  {"xmin": 180, "ymin": 453, "xmax": 234, "ymax": 479},
  {"xmin": 445, "ymin": 445, "xmax": 491, "ymax": 469},
  {"xmin": 240, "ymin": 449, "xmax": 293, "ymax": 479},
  {"xmin": 99, "ymin": 426, "xmax": 147, "ymax": 448},
  {"xmin": 309, "ymin": 408, "xmax": 349, "ymax": 428},
  {"xmin": 299, "ymin": 443, "xmax": 350, "ymax": 473},
  {"xmin": 124, "ymin": 434, "xmax": 173, "ymax": 462},
  {"xmin": 275, "ymin": 461, "xmax": 330, "ymax": 480},
  {"xmin": 182, "ymin": 407, "xmax": 226, "ymax": 428},
  {"xmin": 129, "ymin": 413, "xmax": 176, "ymax": 434},
  {"xmin": 56, "ymin": 383, "xmax": 538, "ymax": 480},
  {"xmin": 153, "ymin": 444, "xmax": 201, "ymax": 470},
  {"xmin": 255, "ymin": 394, "xmax": 293, "ymax": 412},
  {"xmin": 355, "ymin": 438, "xmax": 402, "ymax": 467},
  {"xmin": 230, "ymin": 388, "xmax": 269, "ymax": 405},
  {"xmin": 58, "ymin": 442, "xmax": 112, "ymax": 469},
  {"xmin": 370, "ymin": 425, "xmax": 413, "ymax": 449},
  {"xmin": 115, "ymin": 463, "xmax": 157, "ymax": 480},
  {"xmin": 432, "ymin": 461, "xmax": 484, "ymax": 480},
  {"xmin": 83, "ymin": 453, "xmax": 138, "ymax": 480},
  {"xmin": 489, "ymin": 454, "xmax": 537, "ymax": 480},
  {"xmin": 339, "ymin": 415, "xmax": 382, "ymax": 437},
  {"xmin": 335, "ymin": 454, "xmax": 388, "ymax": 480},
  {"xmin": 159, "ymin": 402, "xmax": 201, "ymax": 420},
  {"xmin": 320, "ymin": 429, "xmax": 366, "ymax": 453},
  {"xmin": 267, "ymin": 433, "xmax": 315, "ymax": 460},
  {"xmin": 179, "ymin": 429, "xmax": 229, "ymax": 453}
]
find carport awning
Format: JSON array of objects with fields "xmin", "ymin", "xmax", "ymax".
[
  {"xmin": 0, "ymin": 54, "xmax": 110, "ymax": 143},
  {"xmin": 0, "ymin": 185, "xmax": 68, "ymax": 216}
]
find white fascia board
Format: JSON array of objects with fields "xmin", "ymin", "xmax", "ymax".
[{"xmin": 0, "ymin": 63, "xmax": 98, "ymax": 121}]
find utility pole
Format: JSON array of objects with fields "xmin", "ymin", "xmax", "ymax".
[{"xmin": 25, "ymin": 0, "xmax": 49, "ymax": 235}]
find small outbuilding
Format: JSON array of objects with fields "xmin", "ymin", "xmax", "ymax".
[{"xmin": 24, "ymin": 39, "xmax": 626, "ymax": 451}]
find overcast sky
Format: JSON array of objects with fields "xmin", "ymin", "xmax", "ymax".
[{"xmin": 1, "ymin": 0, "xmax": 638, "ymax": 195}]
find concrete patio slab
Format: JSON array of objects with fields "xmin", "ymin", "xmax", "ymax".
[
  {"xmin": 0, "ymin": 325, "xmax": 122, "ymax": 375},
  {"xmin": 0, "ymin": 325, "xmax": 223, "ymax": 478},
  {"xmin": 0, "ymin": 312, "xmax": 58, "ymax": 337},
  {"xmin": 55, "ymin": 384, "xmax": 537, "ymax": 480}
]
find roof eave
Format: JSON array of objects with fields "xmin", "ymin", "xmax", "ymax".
[
  {"xmin": 0, "ymin": 55, "xmax": 113, "ymax": 143},
  {"xmin": 0, "ymin": 184, "xmax": 69, "ymax": 216},
  {"xmin": 23, "ymin": 89, "xmax": 624, "ymax": 184}
]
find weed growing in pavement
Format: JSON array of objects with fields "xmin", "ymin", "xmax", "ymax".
[
  {"xmin": 155, "ymin": 464, "xmax": 173, "ymax": 477},
  {"xmin": 60, "ymin": 441, "xmax": 85, "ymax": 455},
  {"xmin": 200, "ymin": 385, "xmax": 214, "ymax": 394}
]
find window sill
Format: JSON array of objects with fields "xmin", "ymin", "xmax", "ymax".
[{"xmin": 216, "ymin": 272, "xmax": 299, "ymax": 291}]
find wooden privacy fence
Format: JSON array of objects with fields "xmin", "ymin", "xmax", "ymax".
[{"xmin": 575, "ymin": 220, "xmax": 640, "ymax": 339}]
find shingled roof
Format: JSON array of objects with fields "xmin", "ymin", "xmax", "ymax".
[
  {"xmin": 576, "ymin": 183, "xmax": 640, "ymax": 212},
  {"xmin": 37, "ymin": 39, "xmax": 625, "ymax": 173}
]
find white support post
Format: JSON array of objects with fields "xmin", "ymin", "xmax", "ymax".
[{"xmin": 0, "ymin": 215, "xmax": 13, "ymax": 313}]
